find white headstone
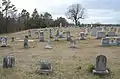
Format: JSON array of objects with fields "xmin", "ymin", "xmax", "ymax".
[{"xmin": 1, "ymin": 37, "xmax": 7, "ymax": 47}]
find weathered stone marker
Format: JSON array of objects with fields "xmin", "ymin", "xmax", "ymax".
[
  {"xmin": 3, "ymin": 56, "xmax": 15, "ymax": 68},
  {"xmin": 39, "ymin": 60, "xmax": 52, "ymax": 74},
  {"xmin": 24, "ymin": 35, "xmax": 28, "ymax": 48},
  {"xmin": 93, "ymin": 55, "xmax": 109, "ymax": 74},
  {"xmin": 1, "ymin": 37, "xmax": 7, "ymax": 47},
  {"xmin": 66, "ymin": 31, "xmax": 71, "ymax": 41},
  {"xmin": 39, "ymin": 30, "xmax": 44, "ymax": 42}
]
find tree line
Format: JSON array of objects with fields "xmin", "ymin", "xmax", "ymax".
[
  {"xmin": 0, "ymin": 0, "xmax": 86, "ymax": 34},
  {"xmin": 0, "ymin": 0, "xmax": 69, "ymax": 34}
]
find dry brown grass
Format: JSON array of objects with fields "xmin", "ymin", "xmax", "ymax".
[{"xmin": 0, "ymin": 27, "xmax": 120, "ymax": 79}]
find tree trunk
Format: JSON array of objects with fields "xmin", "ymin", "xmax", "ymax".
[{"xmin": 75, "ymin": 20, "xmax": 78, "ymax": 26}]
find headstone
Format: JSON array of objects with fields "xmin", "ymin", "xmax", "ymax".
[
  {"xmin": 39, "ymin": 30, "xmax": 44, "ymax": 42},
  {"xmin": 116, "ymin": 37, "xmax": 120, "ymax": 46},
  {"xmin": 24, "ymin": 35, "xmax": 29, "ymax": 48},
  {"xmin": 11, "ymin": 37, "xmax": 15, "ymax": 42},
  {"xmin": 91, "ymin": 28, "xmax": 98, "ymax": 37},
  {"xmin": 96, "ymin": 32, "xmax": 106, "ymax": 39},
  {"xmin": 39, "ymin": 60, "xmax": 52, "ymax": 74},
  {"xmin": 1, "ymin": 37, "xmax": 7, "ymax": 47},
  {"xmin": 69, "ymin": 39, "xmax": 77, "ymax": 48},
  {"xmin": 101, "ymin": 38, "xmax": 109, "ymax": 46},
  {"xmin": 66, "ymin": 31, "xmax": 71, "ymax": 41},
  {"xmin": 49, "ymin": 29, "xmax": 53, "ymax": 38},
  {"xmin": 59, "ymin": 31, "xmax": 64, "ymax": 38},
  {"xmin": 28, "ymin": 30, "xmax": 31, "ymax": 37},
  {"xmin": 107, "ymin": 32, "xmax": 116, "ymax": 37},
  {"xmin": 93, "ymin": 55, "xmax": 109, "ymax": 74},
  {"xmin": 80, "ymin": 32, "xmax": 85, "ymax": 40},
  {"xmin": 55, "ymin": 29, "xmax": 59, "ymax": 41},
  {"xmin": 31, "ymin": 30, "xmax": 39, "ymax": 39},
  {"xmin": 45, "ymin": 38, "xmax": 52, "ymax": 49},
  {"xmin": 3, "ymin": 56, "xmax": 15, "ymax": 68}
]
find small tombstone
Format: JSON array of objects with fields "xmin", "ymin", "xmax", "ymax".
[
  {"xmin": 69, "ymin": 38, "xmax": 77, "ymax": 48},
  {"xmin": 91, "ymin": 27, "xmax": 98, "ymax": 37},
  {"xmin": 80, "ymin": 32, "xmax": 85, "ymax": 40},
  {"xmin": 59, "ymin": 31, "xmax": 64, "ymax": 38},
  {"xmin": 107, "ymin": 32, "xmax": 116, "ymax": 37},
  {"xmin": 11, "ymin": 37, "xmax": 15, "ymax": 42},
  {"xmin": 45, "ymin": 38, "xmax": 52, "ymax": 49},
  {"xmin": 96, "ymin": 32, "xmax": 106, "ymax": 39},
  {"xmin": 55, "ymin": 29, "xmax": 59, "ymax": 41},
  {"xmin": 24, "ymin": 35, "xmax": 29, "ymax": 48},
  {"xmin": 93, "ymin": 55, "xmax": 109, "ymax": 74},
  {"xmin": 66, "ymin": 31, "xmax": 71, "ymax": 41},
  {"xmin": 116, "ymin": 37, "xmax": 120, "ymax": 46},
  {"xmin": 28, "ymin": 30, "xmax": 31, "ymax": 37},
  {"xmin": 39, "ymin": 60, "xmax": 52, "ymax": 74},
  {"xmin": 101, "ymin": 38, "xmax": 110, "ymax": 46},
  {"xmin": 39, "ymin": 30, "xmax": 44, "ymax": 42},
  {"xmin": 1, "ymin": 37, "xmax": 7, "ymax": 47},
  {"xmin": 3, "ymin": 55, "xmax": 15, "ymax": 68},
  {"xmin": 31, "ymin": 30, "xmax": 39, "ymax": 39},
  {"xmin": 49, "ymin": 29, "xmax": 53, "ymax": 38}
]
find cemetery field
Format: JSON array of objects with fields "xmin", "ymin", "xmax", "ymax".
[{"xmin": 0, "ymin": 28, "xmax": 120, "ymax": 79}]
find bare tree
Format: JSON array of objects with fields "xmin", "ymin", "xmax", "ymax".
[{"xmin": 66, "ymin": 4, "xmax": 85, "ymax": 26}]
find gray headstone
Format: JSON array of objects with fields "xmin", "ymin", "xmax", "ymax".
[
  {"xmin": 11, "ymin": 37, "xmax": 15, "ymax": 42},
  {"xmin": 80, "ymin": 32, "xmax": 85, "ymax": 40},
  {"xmin": 107, "ymin": 32, "xmax": 116, "ymax": 37},
  {"xmin": 91, "ymin": 28, "xmax": 98, "ymax": 36},
  {"xmin": 39, "ymin": 60, "xmax": 52, "ymax": 74},
  {"xmin": 55, "ymin": 29, "xmax": 59, "ymax": 41},
  {"xmin": 116, "ymin": 37, "xmax": 120, "ymax": 45},
  {"xmin": 96, "ymin": 55, "xmax": 107, "ymax": 71},
  {"xmin": 39, "ymin": 30, "xmax": 44, "ymax": 42},
  {"xmin": 66, "ymin": 31, "xmax": 71, "ymax": 41},
  {"xmin": 24, "ymin": 36, "xmax": 28, "ymax": 48},
  {"xmin": 93, "ymin": 55, "xmax": 109, "ymax": 74},
  {"xmin": 45, "ymin": 38, "xmax": 52, "ymax": 49},
  {"xmin": 49, "ymin": 29, "xmax": 53, "ymax": 38},
  {"xmin": 96, "ymin": 32, "xmax": 106, "ymax": 39},
  {"xmin": 1, "ymin": 37, "xmax": 7, "ymax": 47},
  {"xmin": 69, "ymin": 39, "xmax": 77, "ymax": 48},
  {"xmin": 101, "ymin": 38, "xmax": 109, "ymax": 46},
  {"xmin": 28, "ymin": 30, "xmax": 31, "ymax": 37},
  {"xmin": 3, "ymin": 56, "xmax": 15, "ymax": 68}
]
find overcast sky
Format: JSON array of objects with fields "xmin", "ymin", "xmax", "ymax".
[{"xmin": 11, "ymin": 0, "xmax": 120, "ymax": 24}]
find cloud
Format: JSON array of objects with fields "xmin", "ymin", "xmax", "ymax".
[{"xmin": 11, "ymin": 0, "xmax": 120, "ymax": 24}]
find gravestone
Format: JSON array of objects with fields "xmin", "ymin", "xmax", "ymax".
[
  {"xmin": 55, "ymin": 29, "xmax": 59, "ymax": 41},
  {"xmin": 69, "ymin": 39, "xmax": 77, "ymax": 48},
  {"xmin": 1, "ymin": 37, "xmax": 7, "ymax": 47},
  {"xmin": 59, "ymin": 31, "xmax": 64, "ymax": 38},
  {"xmin": 49, "ymin": 29, "xmax": 53, "ymax": 38},
  {"xmin": 116, "ymin": 37, "xmax": 120, "ymax": 46},
  {"xmin": 39, "ymin": 30, "xmax": 44, "ymax": 42},
  {"xmin": 39, "ymin": 60, "xmax": 52, "ymax": 74},
  {"xmin": 91, "ymin": 28, "xmax": 98, "ymax": 37},
  {"xmin": 107, "ymin": 31, "xmax": 116, "ymax": 37},
  {"xmin": 24, "ymin": 35, "xmax": 29, "ymax": 48},
  {"xmin": 80, "ymin": 32, "xmax": 85, "ymax": 40},
  {"xmin": 66, "ymin": 31, "xmax": 71, "ymax": 41},
  {"xmin": 28, "ymin": 30, "xmax": 31, "ymax": 37},
  {"xmin": 3, "ymin": 56, "xmax": 15, "ymax": 68},
  {"xmin": 11, "ymin": 37, "xmax": 15, "ymax": 42},
  {"xmin": 45, "ymin": 38, "xmax": 52, "ymax": 49},
  {"xmin": 31, "ymin": 30, "xmax": 39, "ymax": 39},
  {"xmin": 93, "ymin": 55, "xmax": 109, "ymax": 74},
  {"xmin": 96, "ymin": 32, "xmax": 106, "ymax": 39},
  {"xmin": 101, "ymin": 38, "xmax": 110, "ymax": 46}
]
